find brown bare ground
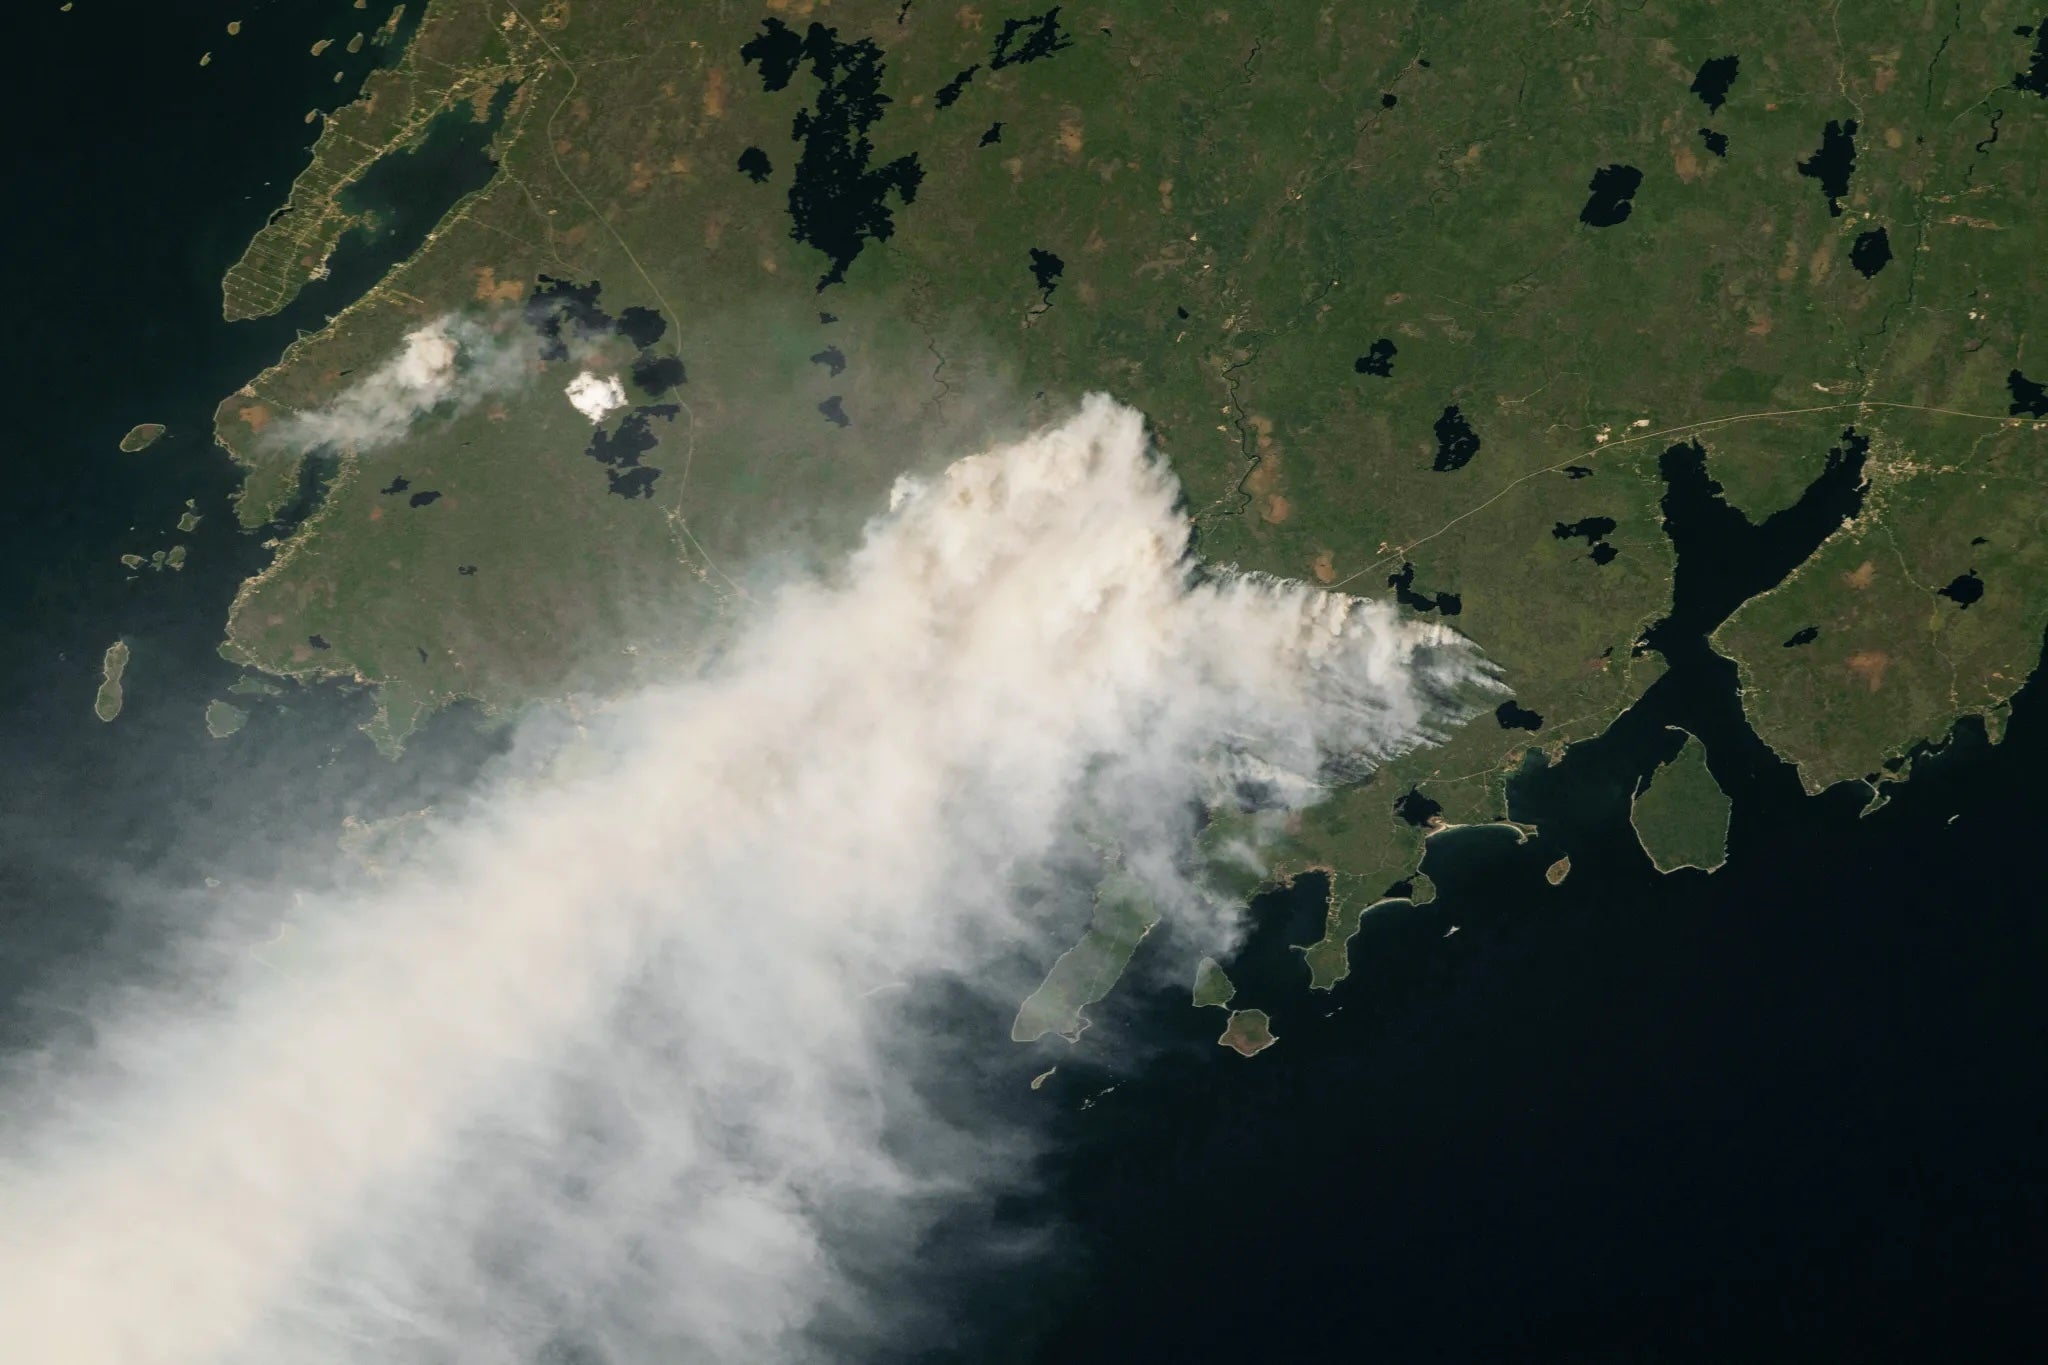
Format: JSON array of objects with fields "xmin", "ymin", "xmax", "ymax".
[
  {"xmin": 471, "ymin": 267, "xmax": 525, "ymax": 302},
  {"xmin": 1058, "ymin": 116, "xmax": 1084, "ymax": 160},
  {"xmin": 1673, "ymin": 140, "xmax": 1700, "ymax": 183},
  {"xmin": 1847, "ymin": 650, "xmax": 1890, "ymax": 691},
  {"xmin": 1219, "ymin": 1010, "xmax": 1276, "ymax": 1057}
]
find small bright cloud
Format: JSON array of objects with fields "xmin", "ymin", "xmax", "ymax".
[{"xmin": 565, "ymin": 371, "xmax": 627, "ymax": 423}]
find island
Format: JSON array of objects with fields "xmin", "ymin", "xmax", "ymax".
[
  {"xmin": 93, "ymin": 641, "xmax": 129, "ymax": 722},
  {"xmin": 1219, "ymin": 1010, "xmax": 1277, "ymax": 1058},
  {"xmin": 117, "ymin": 423, "xmax": 164, "ymax": 453},
  {"xmin": 1192, "ymin": 957, "xmax": 1236, "ymax": 1010},
  {"xmin": 204, "ymin": 699, "xmax": 249, "ymax": 738},
  {"xmin": 1630, "ymin": 729, "xmax": 1732, "ymax": 874},
  {"xmin": 1011, "ymin": 872, "xmax": 1159, "ymax": 1044}
]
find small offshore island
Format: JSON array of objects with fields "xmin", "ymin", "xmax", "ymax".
[
  {"xmin": 204, "ymin": 699, "xmax": 249, "ymax": 738},
  {"xmin": 1630, "ymin": 729, "xmax": 1732, "ymax": 874},
  {"xmin": 92, "ymin": 640, "xmax": 129, "ymax": 722},
  {"xmin": 1219, "ymin": 1009, "xmax": 1277, "ymax": 1057},
  {"xmin": 1192, "ymin": 957, "xmax": 1236, "ymax": 1010},
  {"xmin": 117, "ymin": 423, "xmax": 164, "ymax": 453}
]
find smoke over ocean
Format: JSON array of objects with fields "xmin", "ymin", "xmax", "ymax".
[{"xmin": 0, "ymin": 395, "xmax": 1494, "ymax": 1362}]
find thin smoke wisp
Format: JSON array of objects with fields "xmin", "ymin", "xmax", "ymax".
[
  {"xmin": 269, "ymin": 314, "xmax": 535, "ymax": 454},
  {"xmin": 0, "ymin": 394, "xmax": 1496, "ymax": 1363}
]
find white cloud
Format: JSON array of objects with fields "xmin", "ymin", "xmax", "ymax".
[
  {"xmin": 564, "ymin": 370, "xmax": 628, "ymax": 424},
  {"xmin": 0, "ymin": 395, "xmax": 1495, "ymax": 1363},
  {"xmin": 272, "ymin": 315, "xmax": 534, "ymax": 453}
]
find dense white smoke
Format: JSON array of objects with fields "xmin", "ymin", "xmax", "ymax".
[
  {"xmin": 273, "ymin": 315, "xmax": 533, "ymax": 453},
  {"xmin": 0, "ymin": 396, "xmax": 1493, "ymax": 1362}
]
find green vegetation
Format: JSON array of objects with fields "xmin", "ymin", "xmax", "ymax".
[
  {"xmin": 214, "ymin": 3, "xmax": 2048, "ymax": 1016},
  {"xmin": 1219, "ymin": 1009, "xmax": 1277, "ymax": 1058},
  {"xmin": 1630, "ymin": 729, "xmax": 1731, "ymax": 874},
  {"xmin": 204, "ymin": 699, "xmax": 249, "ymax": 739},
  {"xmin": 1717, "ymin": 417, "xmax": 2047, "ymax": 791},
  {"xmin": 227, "ymin": 675, "xmax": 284, "ymax": 697},
  {"xmin": 1012, "ymin": 871, "xmax": 1159, "ymax": 1044},
  {"xmin": 1192, "ymin": 957, "xmax": 1236, "ymax": 1010},
  {"xmin": 221, "ymin": 3, "xmax": 454, "ymax": 324},
  {"xmin": 93, "ymin": 641, "xmax": 129, "ymax": 722},
  {"xmin": 128, "ymin": 545, "xmax": 190, "ymax": 573},
  {"xmin": 118, "ymin": 423, "xmax": 164, "ymax": 453}
]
